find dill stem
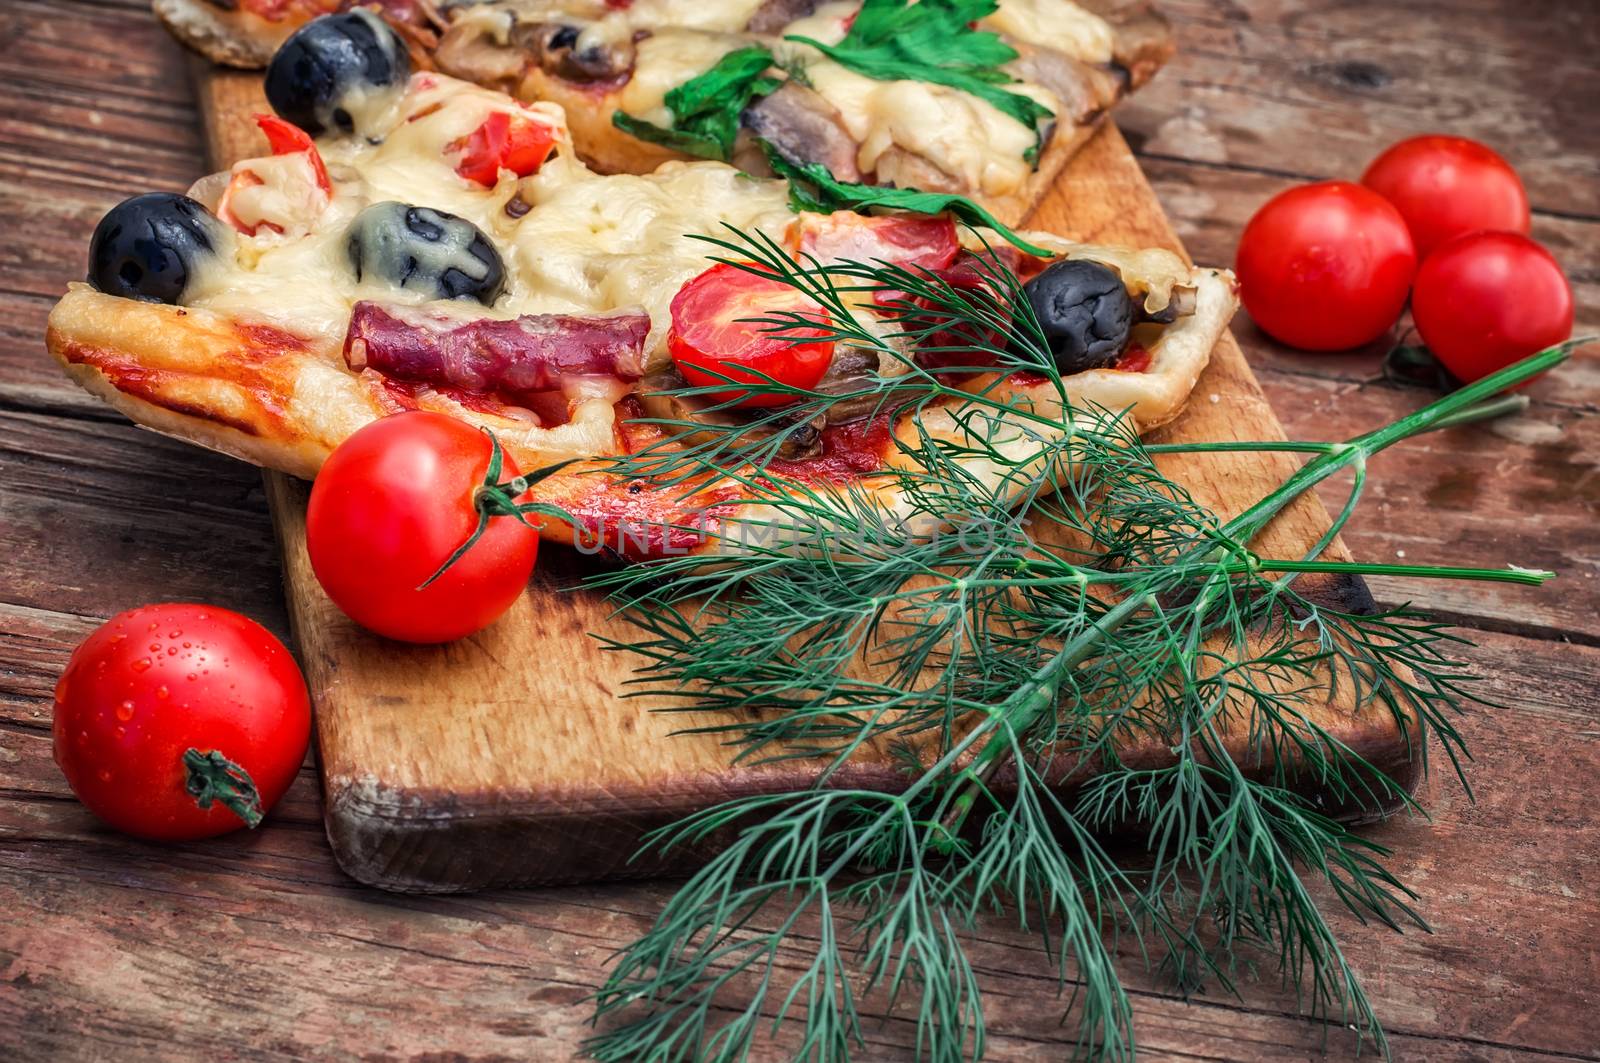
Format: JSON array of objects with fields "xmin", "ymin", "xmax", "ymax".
[
  {"xmin": 930, "ymin": 592, "xmax": 1157, "ymax": 845},
  {"xmin": 797, "ymin": 592, "xmax": 1156, "ymax": 884},
  {"xmin": 1242, "ymin": 560, "xmax": 1554, "ymax": 585},
  {"xmin": 1222, "ymin": 344, "xmax": 1569, "ymax": 546}
]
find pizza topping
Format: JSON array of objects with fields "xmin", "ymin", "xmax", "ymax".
[
  {"xmin": 264, "ymin": 10, "xmax": 411, "ymax": 137},
  {"xmin": 521, "ymin": 20, "xmax": 636, "ymax": 84},
  {"xmin": 613, "ymin": 43, "xmax": 779, "ymax": 162},
  {"xmin": 795, "ymin": 211, "xmax": 959, "ymax": 270},
  {"xmin": 784, "ymin": 0, "xmax": 1055, "ymax": 164},
  {"xmin": 747, "ymin": 0, "xmax": 821, "ymax": 34},
  {"xmin": 87, "ymin": 193, "xmax": 231, "ymax": 306},
  {"xmin": 768, "ymin": 150, "xmax": 1053, "ymax": 257},
  {"xmin": 765, "ymin": 409, "xmax": 894, "ymax": 483},
  {"xmin": 217, "ymin": 114, "xmax": 333, "ymax": 237},
  {"xmin": 449, "ymin": 110, "xmax": 558, "ymax": 186},
  {"xmin": 668, "ymin": 262, "xmax": 836, "ymax": 408},
  {"xmin": 882, "ymin": 248, "xmax": 1018, "ymax": 371},
  {"xmin": 346, "ymin": 201, "xmax": 507, "ymax": 304},
  {"xmin": 343, "ymin": 301, "xmax": 651, "ymax": 411},
  {"xmin": 742, "ymin": 82, "xmax": 862, "ymax": 182},
  {"xmin": 1021, "ymin": 257, "xmax": 1133, "ymax": 372}
]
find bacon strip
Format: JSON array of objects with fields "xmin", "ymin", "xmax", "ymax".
[{"xmin": 342, "ymin": 302, "xmax": 649, "ymax": 402}]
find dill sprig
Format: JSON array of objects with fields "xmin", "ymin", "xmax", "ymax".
[{"xmin": 584, "ymin": 227, "xmax": 1573, "ymax": 1061}]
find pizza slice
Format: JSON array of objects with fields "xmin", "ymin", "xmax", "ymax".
[
  {"xmin": 53, "ymin": 12, "xmax": 1233, "ymax": 560},
  {"xmin": 433, "ymin": 0, "xmax": 1174, "ymax": 225},
  {"xmin": 153, "ymin": 0, "xmax": 441, "ymax": 67},
  {"xmin": 155, "ymin": 0, "xmax": 1173, "ymax": 226}
]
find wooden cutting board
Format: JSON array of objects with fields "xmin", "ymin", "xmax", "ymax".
[{"xmin": 193, "ymin": 66, "xmax": 1418, "ymax": 893}]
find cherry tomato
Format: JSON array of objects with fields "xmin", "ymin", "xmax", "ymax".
[
  {"xmin": 452, "ymin": 111, "xmax": 557, "ymax": 187},
  {"xmin": 1235, "ymin": 180, "xmax": 1416, "ymax": 351},
  {"xmin": 1411, "ymin": 231, "xmax": 1573, "ymax": 385},
  {"xmin": 1361, "ymin": 135, "xmax": 1530, "ymax": 261},
  {"xmin": 53, "ymin": 604, "xmax": 310, "ymax": 842},
  {"xmin": 669, "ymin": 263, "xmax": 835, "ymax": 407},
  {"xmin": 307, "ymin": 411, "xmax": 540, "ymax": 642}
]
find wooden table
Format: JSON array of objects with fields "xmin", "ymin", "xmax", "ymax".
[{"xmin": 2, "ymin": 1, "xmax": 1595, "ymax": 1058}]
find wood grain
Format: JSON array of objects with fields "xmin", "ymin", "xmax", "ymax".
[
  {"xmin": 184, "ymin": 69, "xmax": 1419, "ymax": 892},
  {"xmin": 3, "ymin": 1, "xmax": 1597, "ymax": 1058}
]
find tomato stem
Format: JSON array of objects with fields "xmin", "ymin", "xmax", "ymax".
[
  {"xmin": 417, "ymin": 431, "xmax": 579, "ymax": 590},
  {"xmin": 183, "ymin": 748, "xmax": 264, "ymax": 828}
]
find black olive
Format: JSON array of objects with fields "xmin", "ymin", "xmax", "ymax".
[
  {"xmin": 547, "ymin": 25, "xmax": 581, "ymax": 50},
  {"xmin": 1021, "ymin": 258, "xmax": 1134, "ymax": 373},
  {"xmin": 265, "ymin": 10, "xmax": 410, "ymax": 137},
  {"xmin": 86, "ymin": 192, "xmax": 228, "ymax": 305},
  {"xmin": 346, "ymin": 201, "xmax": 506, "ymax": 304}
]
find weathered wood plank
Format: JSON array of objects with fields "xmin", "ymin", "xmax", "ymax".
[
  {"xmin": 3, "ymin": 623, "xmax": 1594, "ymax": 1060},
  {"xmin": 0, "ymin": 407, "xmax": 286, "ymax": 626},
  {"xmin": 1120, "ymin": 0, "xmax": 1600, "ymax": 218}
]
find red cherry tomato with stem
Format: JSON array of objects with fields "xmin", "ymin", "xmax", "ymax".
[
  {"xmin": 1361, "ymin": 135, "xmax": 1530, "ymax": 261},
  {"xmin": 307, "ymin": 411, "xmax": 557, "ymax": 643},
  {"xmin": 1235, "ymin": 180, "xmax": 1416, "ymax": 351},
  {"xmin": 1411, "ymin": 231, "xmax": 1573, "ymax": 385},
  {"xmin": 53, "ymin": 603, "xmax": 310, "ymax": 842},
  {"xmin": 669, "ymin": 263, "xmax": 836, "ymax": 408}
]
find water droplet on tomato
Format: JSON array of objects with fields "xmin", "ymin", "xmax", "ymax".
[
  {"xmin": 167, "ymin": 647, "xmax": 178, "ymax": 656},
  {"xmin": 156, "ymin": 685, "xmax": 169, "ymax": 699},
  {"xmin": 186, "ymin": 673, "xmax": 197, "ymax": 682},
  {"xmin": 147, "ymin": 622, "xmax": 159, "ymax": 633},
  {"xmin": 97, "ymin": 769, "xmax": 112, "ymax": 783},
  {"xmin": 116, "ymin": 700, "xmax": 135, "ymax": 721},
  {"xmin": 182, "ymin": 642, "xmax": 192, "ymax": 649},
  {"xmin": 114, "ymin": 726, "xmax": 126, "ymax": 738},
  {"xmin": 149, "ymin": 643, "xmax": 161, "ymax": 653},
  {"xmin": 131, "ymin": 658, "xmax": 151, "ymax": 673},
  {"xmin": 108, "ymin": 633, "xmax": 126, "ymax": 645},
  {"xmin": 77, "ymin": 729, "xmax": 88, "ymax": 745},
  {"xmin": 169, "ymin": 629, "xmax": 182, "ymax": 639}
]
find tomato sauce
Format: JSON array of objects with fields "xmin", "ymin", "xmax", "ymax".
[
  {"xmin": 1008, "ymin": 343, "xmax": 1153, "ymax": 387},
  {"xmin": 766, "ymin": 413, "xmax": 894, "ymax": 484}
]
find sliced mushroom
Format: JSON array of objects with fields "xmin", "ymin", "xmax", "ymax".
[
  {"xmin": 746, "ymin": 0, "xmax": 820, "ymax": 34},
  {"xmin": 514, "ymin": 22, "xmax": 637, "ymax": 84},
  {"xmin": 1006, "ymin": 41, "xmax": 1115, "ymax": 123},
  {"xmin": 871, "ymin": 147, "xmax": 964, "ymax": 196},
  {"xmin": 434, "ymin": 16, "xmax": 525, "ymax": 87},
  {"xmin": 743, "ymin": 82, "xmax": 863, "ymax": 183},
  {"xmin": 1136, "ymin": 284, "xmax": 1197, "ymax": 324}
]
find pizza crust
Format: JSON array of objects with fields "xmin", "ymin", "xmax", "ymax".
[{"xmin": 152, "ymin": 0, "xmax": 300, "ymax": 68}]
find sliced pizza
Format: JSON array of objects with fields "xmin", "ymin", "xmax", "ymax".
[
  {"xmin": 155, "ymin": 1, "xmax": 1174, "ymax": 226},
  {"xmin": 153, "ymin": 0, "xmax": 441, "ymax": 68},
  {"xmin": 53, "ymin": 12, "xmax": 1233, "ymax": 560}
]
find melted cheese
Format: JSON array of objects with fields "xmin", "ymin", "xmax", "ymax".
[
  {"xmin": 186, "ymin": 74, "xmax": 791, "ymax": 373},
  {"xmin": 616, "ymin": 31, "xmax": 749, "ymax": 126},
  {"xmin": 216, "ymin": 152, "xmax": 328, "ymax": 238},
  {"xmin": 796, "ymin": 59, "xmax": 1053, "ymax": 198},
  {"xmin": 983, "ymin": 0, "xmax": 1114, "ymax": 64}
]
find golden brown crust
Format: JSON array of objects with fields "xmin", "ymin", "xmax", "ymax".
[{"xmin": 152, "ymin": 0, "xmax": 303, "ymax": 68}]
